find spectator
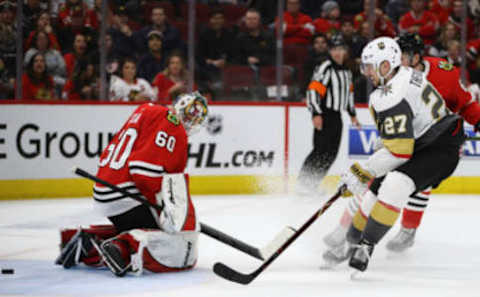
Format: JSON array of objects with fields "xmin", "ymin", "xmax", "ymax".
[
  {"xmin": 341, "ymin": 19, "xmax": 368, "ymax": 60},
  {"xmin": 445, "ymin": 39, "xmax": 462, "ymax": 67},
  {"xmin": 428, "ymin": 21, "xmax": 459, "ymax": 58},
  {"xmin": 302, "ymin": 33, "xmax": 329, "ymax": 94},
  {"xmin": 428, "ymin": 0, "xmax": 452, "ymax": 24},
  {"xmin": 0, "ymin": 0, "xmax": 16, "ymax": 82},
  {"xmin": 57, "ymin": 0, "xmax": 98, "ymax": 53},
  {"xmin": 448, "ymin": 0, "xmax": 476, "ymax": 40},
  {"xmin": 249, "ymin": 0, "xmax": 278, "ymax": 24},
  {"xmin": 385, "ymin": 0, "xmax": 409, "ymax": 25},
  {"xmin": 0, "ymin": 56, "xmax": 13, "ymax": 99},
  {"xmin": 133, "ymin": 6, "xmax": 182, "ymax": 57},
  {"xmin": 197, "ymin": 8, "xmax": 233, "ymax": 94},
  {"xmin": 398, "ymin": 0, "xmax": 439, "ymax": 45},
  {"xmin": 233, "ymin": 9, "xmax": 275, "ymax": 66},
  {"xmin": 276, "ymin": 0, "xmax": 314, "ymax": 45},
  {"xmin": 137, "ymin": 30, "xmax": 166, "ymax": 83},
  {"xmin": 353, "ymin": 0, "xmax": 396, "ymax": 37},
  {"xmin": 21, "ymin": 53, "xmax": 57, "ymax": 100},
  {"xmin": 62, "ymin": 58, "xmax": 98, "ymax": 100},
  {"xmin": 313, "ymin": 1, "xmax": 341, "ymax": 38},
  {"xmin": 152, "ymin": 52, "xmax": 196, "ymax": 102},
  {"xmin": 23, "ymin": 0, "xmax": 43, "ymax": 38},
  {"xmin": 109, "ymin": 57, "xmax": 156, "ymax": 102},
  {"xmin": 25, "ymin": 11, "xmax": 61, "ymax": 51},
  {"xmin": 107, "ymin": 6, "xmax": 136, "ymax": 59},
  {"xmin": 63, "ymin": 33, "xmax": 89, "ymax": 77},
  {"xmin": 24, "ymin": 31, "xmax": 67, "ymax": 95}
]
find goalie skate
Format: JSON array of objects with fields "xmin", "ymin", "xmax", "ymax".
[
  {"xmin": 100, "ymin": 239, "xmax": 131, "ymax": 277},
  {"xmin": 386, "ymin": 227, "xmax": 416, "ymax": 252}
]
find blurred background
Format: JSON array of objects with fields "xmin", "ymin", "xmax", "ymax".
[{"xmin": 0, "ymin": 0, "xmax": 479, "ymax": 103}]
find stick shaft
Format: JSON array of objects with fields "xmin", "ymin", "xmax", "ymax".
[{"xmin": 74, "ymin": 167, "xmax": 264, "ymax": 260}]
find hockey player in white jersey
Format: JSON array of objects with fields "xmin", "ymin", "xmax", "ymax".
[{"xmin": 335, "ymin": 37, "xmax": 465, "ymax": 272}]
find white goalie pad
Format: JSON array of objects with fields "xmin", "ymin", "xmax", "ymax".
[
  {"xmin": 155, "ymin": 174, "xmax": 191, "ymax": 234},
  {"xmin": 128, "ymin": 229, "xmax": 199, "ymax": 275}
]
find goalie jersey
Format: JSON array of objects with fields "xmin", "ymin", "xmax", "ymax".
[
  {"xmin": 369, "ymin": 66, "xmax": 458, "ymax": 160},
  {"xmin": 93, "ymin": 103, "xmax": 189, "ymax": 219}
]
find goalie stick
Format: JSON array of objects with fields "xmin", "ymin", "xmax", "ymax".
[
  {"xmin": 73, "ymin": 167, "xmax": 265, "ymax": 261},
  {"xmin": 213, "ymin": 186, "xmax": 346, "ymax": 285}
]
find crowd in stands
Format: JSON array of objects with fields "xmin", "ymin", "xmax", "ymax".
[{"xmin": 0, "ymin": 0, "xmax": 479, "ymax": 102}]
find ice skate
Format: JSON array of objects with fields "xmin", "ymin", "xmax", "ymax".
[
  {"xmin": 320, "ymin": 243, "xmax": 354, "ymax": 269},
  {"xmin": 349, "ymin": 239, "xmax": 374, "ymax": 273},
  {"xmin": 100, "ymin": 240, "xmax": 131, "ymax": 277},
  {"xmin": 386, "ymin": 227, "xmax": 416, "ymax": 252},
  {"xmin": 323, "ymin": 224, "xmax": 347, "ymax": 248}
]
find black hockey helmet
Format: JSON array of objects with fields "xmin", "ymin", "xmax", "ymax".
[
  {"xmin": 328, "ymin": 33, "xmax": 347, "ymax": 48},
  {"xmin": 396, "ymin": 33, "xmax": 424, "ymax": 55}
]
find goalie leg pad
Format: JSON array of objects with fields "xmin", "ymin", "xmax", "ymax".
[
  {"xmin": 115, "ymin": 228, "xmax": 199, "ymax": 275},
  {"xmin": 156, "ymin": 174, "xmax": 199, "ymax": 234}
]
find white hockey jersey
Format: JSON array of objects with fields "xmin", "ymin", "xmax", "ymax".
[
  {"xmin": 109, "ymin": 75, "xmax": 156, "ymax": 102},
  {"xmin": 364, "ymin": 66, "xmax": 459, "ymax": 177}
]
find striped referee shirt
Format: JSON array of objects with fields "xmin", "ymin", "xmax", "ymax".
[{"xmin": 306, "ymin": 58, "xmax": 356, "ymax": 116}]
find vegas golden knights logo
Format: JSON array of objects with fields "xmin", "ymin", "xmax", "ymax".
[{"xmin": 378, "ymin": 42, "xmax": 385, "ymax": 50}]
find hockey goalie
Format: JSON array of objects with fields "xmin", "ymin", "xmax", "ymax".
[{"xmin": 55, "ymin": 92, "xmax": 209, "ymax": 276}]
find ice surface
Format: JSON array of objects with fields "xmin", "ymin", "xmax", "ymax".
[{"xmin": 1, "ymin": 194, "xmax": 480, "ymax": 297}]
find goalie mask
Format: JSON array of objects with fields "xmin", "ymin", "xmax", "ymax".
[
  {"xmin": 174, "ymin": 91, "xmax": 209, "ymax": 135},
  {"xmin": 360, "ymin": 36, "xmax": 401, "ymax": 85}
]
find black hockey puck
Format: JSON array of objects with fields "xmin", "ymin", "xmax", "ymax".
[{"xmin": 1, "ymin": 269, "xmax": 14, "ymax": 274}]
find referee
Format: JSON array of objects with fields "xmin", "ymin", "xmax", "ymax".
[{"xmin": 297, "ymin": 33, "xmax": 361, "ymax": 195}]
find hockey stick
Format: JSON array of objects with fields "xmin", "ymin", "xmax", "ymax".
[
  {"xmin": 73, "ymin": 167, "xmax": 265, "ymax": 261},
  {"xmin": 467, "ymin": 136, "xmax": 480, "ymax": 141},
  {"xmin": 213, "ymin": 185, "xmax": 346, "ymax": 285}
]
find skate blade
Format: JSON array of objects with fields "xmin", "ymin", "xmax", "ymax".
[{"xmin": 349, "ymin": 268, "xmax": 364, "ymax": 280}]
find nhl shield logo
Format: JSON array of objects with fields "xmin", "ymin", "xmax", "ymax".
[{"xmin": 206, "ymin": 114, "xmax": 223, "ymax": 135}]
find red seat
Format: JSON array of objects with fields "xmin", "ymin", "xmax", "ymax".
[
  {"xmin": 259, "ymin": 66, "xmax": 295, "ymax": 86},
  {"xmin": 283, "ymin": 45, "xmax": 309, "ymax": 66},
  {"xmin": 143, "ymin": 1, "xmax": 175, "ymax": 21},
  {"xmin": 221, "ymin": 4, "xmax": 247, "ymax": 24},
  {"xmin": 222, "ymin": 66, "xmax": 256, "ymax": 96}
]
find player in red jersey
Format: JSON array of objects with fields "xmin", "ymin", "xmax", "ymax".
[
  {"xmin": 321, "ymin": 34, "xmax": 480, "ymax": 266},
  {"xmin": 56, "ymin": 92, "xmax": 209, "ymax": 276}
]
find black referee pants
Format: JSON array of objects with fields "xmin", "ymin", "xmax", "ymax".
[{"xmin": 298, "ymin": 111, "xmax": 343, "ymax": 189}]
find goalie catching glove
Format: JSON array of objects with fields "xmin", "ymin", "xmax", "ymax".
[{"xmin": 340, "ymin": 162, "xmax": 374, "ymax": 197}]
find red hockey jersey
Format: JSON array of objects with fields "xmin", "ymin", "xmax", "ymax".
[
  {"xmin": 93, "ymin": 103, "xmax": 188, "ymax": 218},
  {"xmin": 424, "ymin": 56, "xmax": 480, "ymax": 126}
]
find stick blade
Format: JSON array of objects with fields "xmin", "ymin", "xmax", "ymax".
[{"xmin": 213, "ymin": 262, "xmax": 255, "ymax": 285}]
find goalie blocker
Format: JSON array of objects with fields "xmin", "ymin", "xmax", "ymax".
[{"xmin": 56, "ymin": 174, "xmax": 200, "ymax": 276}]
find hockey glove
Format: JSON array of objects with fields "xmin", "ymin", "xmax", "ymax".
[{"xmin": 340, "ymin": 163, "xmax": 374, "ymax": 197}]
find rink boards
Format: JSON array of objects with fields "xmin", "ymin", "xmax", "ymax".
[{"xmin": 0, "ymin": 102, "xmax": 479, "ymax": 199}]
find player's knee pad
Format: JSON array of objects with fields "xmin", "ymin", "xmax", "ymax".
[
  {"xmin": 116, "ymin": 229, "xmax": 199, "ymax": 275},
  {"xmin": 377, "ymin": 171, "xmax": 416, "ymax": 210},
  {"xmin": 156, "ymin": 174, "xmax": 199, "ymax": 234}
]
